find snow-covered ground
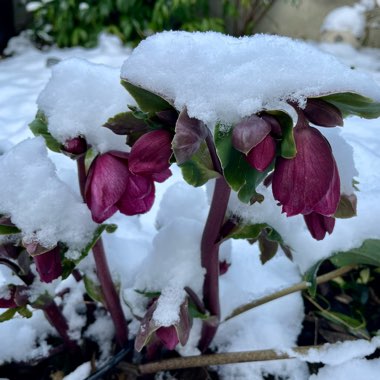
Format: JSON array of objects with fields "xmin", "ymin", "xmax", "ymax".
[{"xmin": 1, "ymin": 33, "xmax": 380, "ymax": 379}]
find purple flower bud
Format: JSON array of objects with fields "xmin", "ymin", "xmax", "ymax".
[
  {"xmin": 304, "ymin": 212, "xmax": 335, "ymax": 240},
  {"xmin": 34, "ymin": 246, "xmax": 62, "ymax": 283},
  {"xmin": 156, "ymin": 326, "xmax": 179, "ymax": 350},
  {"xmin": 304, "ymin": 98, "xmax": 343, "ymax": 127},
  {"xmin": 272, "ymin": 126, "xmax": 340, "ymax": 217},
  {"xmin": 0, "ymin": 286, "xmax": 17, "ymax": 308},
  {"xmin": 219, "ymin": 260, "xmax": 230, "ymax": 275},
  {"xmin": 246, "ymin": 134, "xmax": 276, "ymax": 172},
  {"xmin": 232, "ymin": 115, "xmax": 271, "ymax": 155},
  {"xmin": 129, "ymin": 130, "xmax": 172, "ymax": 176},
  {"xmin": 63, "ymin": 136, "xmax": 88, "ymax": 156}
]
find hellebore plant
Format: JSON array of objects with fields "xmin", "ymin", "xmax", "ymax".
[{"xmin": 85, "ymin": 129, "xmax": 173, "ymax": 223}]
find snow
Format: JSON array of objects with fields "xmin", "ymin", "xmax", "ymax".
[
  {"xmin": 37, "ymin": 58, "xmax": 135, "ymax": 153},
  {"xmin": 321, "ymin": 6, "xmax": 366, "ymax": 38},
  {"xmin": 121, "ymin": 31, "xmax": 380, "ymax": 127},
  {"xmin": 0, "ymin": 137, "xmax": 96, "ymax": 253},
  {"xmin": 62, "ymin": 361, "xmax": 91, "ymax": 380},
  {"xmin": 1, "ymin": 32, "xmax": 380, "ymax": 379}
]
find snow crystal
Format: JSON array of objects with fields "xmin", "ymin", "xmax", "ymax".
[
  {"xmin": 321, "ymin": 6, "xmax": 366, "ymax": 38},
  {"xmin": 0, "ymin": 137, "xmax": 96, "ymax": 253},
  {"xmin": 121, "ymin": 31, "xmax": 380, "ymax": 127},
  {"xmin": 37, "ymin": 58, "xmax": 134, "ymax": 153},
  {"xmin": 287, "ymin": 336, "xmax": 380, "ymax": 365},
  {"xmin": 310, "ymin": 358, "xmax": 380, "ymax": 380}
]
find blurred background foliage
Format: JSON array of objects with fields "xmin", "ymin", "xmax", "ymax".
[{"xmin": 23, "ymin": 0, "xmax": 281, "ymax": 48}]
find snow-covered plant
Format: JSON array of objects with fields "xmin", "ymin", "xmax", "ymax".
[{"xmin": 1, "ymin": 31, "xmax": 380, "ymax": 377}]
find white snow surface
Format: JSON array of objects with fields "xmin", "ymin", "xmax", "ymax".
[
  {"xmin": 121, "ymin": 31, "xmax": 380, "ymax": 127},
  {"xmin": 0, "ymin": 137, "xmax": 96, "ymax": 252},
  {"xmin": 321, "ymin": 6, "xmax": 366, "ymax": 38},
  {"xmin": 37, "ymin": 57, "xmax": 134, "ymax": 153},
  {"xmin": 1, "ymin": 33, "xmax": 380, "ymax": 379}
]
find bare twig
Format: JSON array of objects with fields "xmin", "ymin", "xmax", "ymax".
[{"xmin": 224, "ymin": 265, "xmax": 356, "ymax": 322}]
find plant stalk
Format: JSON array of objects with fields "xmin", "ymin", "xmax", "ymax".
[
  {"xmin": 198, "ymin": 133, "xmax": 231, "ymax": 352},
  {"xmin": 77, "ymin": 156, "xmax": 128, "ymax": 347},
  {"xmin": 136, "ymin": 344, "xmax": 324, "ymax": 374},
  {"xmin": 43, "ymin": 300, "xmax": 80, "ymax": 351},
  {"xmin": 224, "ymin": 265, "xmax": 356, "ymax": 322}
]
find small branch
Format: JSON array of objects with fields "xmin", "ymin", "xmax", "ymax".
[
  {"xmin": 137, "ymin": 344, "xmax": 319, "ymax": 374},
  {"xmin": 224, "ymin": 265, "xmax": 356, "ymax": 322},
  {"xmin": 92, "ymin": 238, "xmax": 128, "ymax": 347},
  {"xmin": 77, "ymin": 156, "xmax": 87, "ymax": 200},
  {"xmin": 43, "ymin": 300, "xmax": 80, "ymax": 351}
]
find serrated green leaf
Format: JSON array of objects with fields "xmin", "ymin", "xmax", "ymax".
[
  {"xmin": 121, "ymin": 80, "xmax": 174, "ymax": 115},
  {"xmin": 29, "ymin": 110, "xmax": 62, "ymax": 153},
  {"xmin": 214, "ymin": 123, "xmax": 270, "ymax": 203},
  {"xmin": 179, "ymin": 141, "xmax": 219, "ymax": 187},
  {"xmin": 84, "ymin": 275, "xmax": 104, "ymax": 304},
  {"xmin": 330, "ymin": 239, "xmax": 380, "ymax": 267},
  {"xmin": 0, "ymin": 225, "xmax": 21, "ymax": 235},
  {"xmin": 0, "ymin": 308, "xmax": 17, "ymax": 322},
  {"xmin": 267, "ymin": 110, "xmax": 296, "ymax": 158},
  {"xmin": 321, "ymin": 92, "xmax": 380, "ymax": 119}
]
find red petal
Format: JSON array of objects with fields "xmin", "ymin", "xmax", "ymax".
[
  {"xmin": 129, "ymin": 130, "xmax": 172, "ymax": 176},
  {"xmin": 152, "ymin": 168, "xmax": 172, "ymax": 183},
  {"xmin": 313, "ymin": 159, "xmax": 340, "ymax": 216},
  {"xmin": 34, "ymin": 246, "xmax": 62, "ymax": 283},
  {"xmin": 117, "ymin": 175, "xmax": 155, "ymax": 215},
  {"xmin": 85, "ymin": 153, "xmax": 129, "ymax": 223},
  {"xmin": 156, "ymin": 326, "xmax": 179, "ymax": 350},
  {"xmin": 304, "ymin": 213, "xmax": 335, "ymax": 240},
  {"xmin": 272, "ymin": 127, "xmax": 335, "ymax": 216},
  {"xmin": 246, "ymin": 134, "xmax": 276, "ymax": 172}
]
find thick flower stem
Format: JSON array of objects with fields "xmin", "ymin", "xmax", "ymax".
[
  {"xmin": 92, "ymin": 238, "xmax": 128, "ymax": 347},
  {"xmin": 198, "ymin": 177, "xmax": 231, "ymax": 352},
  {"xmin": 43, "ymin": 300, "xmax": 80, "ymax": 351},
  {"xmin": 77, "ymin": 156, "xmax": 128, "ymax": 347}
]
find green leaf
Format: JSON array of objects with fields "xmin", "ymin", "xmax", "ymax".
[
  {"xmin": 121, "ymin": 80, "xmax": 174, "ymax": 116},
  {"xmin": 29, "ymin": 110, "xmax": 62, "ymax": 153},
  {"xmin": 214, "ymin": 123, "xmax": 270, "ymax": 203},
  {"xmin": 303, "ymin": 259, "xmax": 325, "ymax": 297},
  {"xmin": 0, "ymin": 308, "xmax": 17, "ymax": 323},
  {"xmin": 84, "ymin": 275, "xmax": 104, "ymax": 304},
  {"xmin": 188, "ymin": 301, "xmax": 208, "ymax": 320},
  {"xmin": 334, "ymin": 194, "xmax": 357, "ymax": 219},
  {"xmin": 227, "ymin": 222, "xmax": 267, "ymax": 240},
  {"xmin": 103, "ymin": 111, "xmax": 149, "ymax": 136},
  {"xmin": 134, "ymin": 289, "xmax": 161, "ymax": 299},
  {"xmin": 321, "ymin": 92, "xmax": 380, "ymax": 119},
  {"xmin": 17, "ymin": 306, "xmax": 33, "ymax": 319},
  {"xmin": 179, "ymin": 141, "xmax": 219, "ymax": 187},
  {"xmin": 267, "ymin": 110, "xmax": 296, "ymax": 158},
  {"xmin": 330, "ymin": 239, "xmax": 380, "ymax": 267},
  {"xmin": 62, "ymin": 224, "xmax": 117, "ymax": 279},
  {"xmin": 0, "ymin": 225, "xmax": 21, "ymax": 235}
]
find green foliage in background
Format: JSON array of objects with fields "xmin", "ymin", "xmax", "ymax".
[{"xmin": 24, "ymin": 0, "xmax": 225, "ymax": 48}]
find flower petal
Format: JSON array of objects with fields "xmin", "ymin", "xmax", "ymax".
[
  {"xmin": 232, "ymin": 115, "xmax": 271, "ymax": 154},
  {"xmin": 272, "ymin": 127, "xmax": 335, "ymax": 216},
  {"xmin": 85, "ymin": 153, "xmax": 129, "ymax": 223},
  {"xmin": 152, "ymin": 168, "xmax": 172, "ymax": 183},
  {"xmin": 129, "ymin": 130, "xmax": 172, "ymax": 176},
  {"xmin": 246, "ymin": 134, "xmax": 276, "ymax": 172},
  {"xmin": 117, "ymin": 175, "xmax": 155, "ymax": 215},
  {"xmin": 156, "ymin": 326, "xmax": 179, "ymax": 350},
  {"xmin": 34, "ymin": 246, "xmax": 62, "ymax": 283},
  {"xmin": 304, "ymin": 212, "xmax": 335, "ymax": 240}
]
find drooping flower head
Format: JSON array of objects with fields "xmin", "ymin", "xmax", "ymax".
[{"xmin": 85, "ymin": 130, "xmax": 172, "ymax": 223}]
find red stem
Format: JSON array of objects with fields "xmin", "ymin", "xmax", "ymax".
[
  {"xmin": 77, "ymin": 157, "xmax": 128, "ymax": 347},
  {"xmin": 198, "ymin": 133, "xmax": 231, "ymax": 352}
]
